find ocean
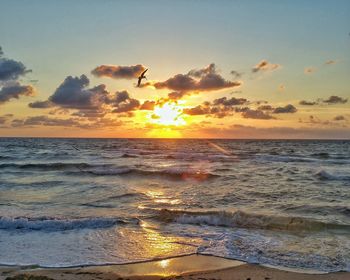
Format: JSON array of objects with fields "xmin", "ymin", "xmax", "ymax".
[{"xmin": 0, "ymin": 138, "xmax": 349, "ymax": 272}]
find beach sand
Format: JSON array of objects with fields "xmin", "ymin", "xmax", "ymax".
[{"xmin": 0, "ymin": 254, "xmax": 348, "ymax": 280}]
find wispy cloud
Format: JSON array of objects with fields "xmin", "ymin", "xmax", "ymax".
[{"xmin": 252, "ymin": 60, "xmax": 280, "ymax": 73}]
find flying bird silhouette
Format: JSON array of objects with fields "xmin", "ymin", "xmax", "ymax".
[{"xmin": 137, "ymin": 69, "xmax": 148, "ymax": 87}]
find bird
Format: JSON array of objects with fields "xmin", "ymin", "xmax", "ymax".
[{"xmin": 137, "ymin": 69, "xmax": 148, "ymax": 87}]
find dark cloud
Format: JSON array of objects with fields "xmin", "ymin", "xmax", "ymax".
[
  {"xmin": 183, "ymin": 96, "xmax": 248, "ymax": 118},
  {"xmin": 299, "ymin": 100, "xmax": 318, "ymax": 106},
  {"xmin": 109, "ymin": 91, "xmax": 140, "ymax": 113},
  {"xmin": 252, "ymin": 60, "xmax": 280, "ymax": 73},
  {"xmin": 0, "ymin": 48, "xmax": 35, "ymax": 106},
  {"xmin": 273, "ymin": 104, "xmax": 297, "ymax": 114},
  {"xmin": 0, "ymin": 58, "xmax": 31, "ymax": 82},
  {"xmin": 143, "ymin": 64, "xmax": 241, "ymax": 93},
  {"xmin": 333, "ymin": 115, "xmax": 346, "ymax": 121},
  {"xmin": 28, "ymin": 75, "xmax": 145, "ymax": 117},
  {"xmin": 213, "ymin": 97, "xmax": 247, "ymax": 106},
  {"xmin": 299, "ymin": 96, "xmax": 347, "ymax": 106},
  {"xmin": 183, "ymin": 105, "xmax": 210, "ymax": 116},
  {"xmin": 91, "ymin": 64, "xmax": 146, "ymax": 79},
  {"xmin": 242, "ymin": 109, "xmax": 275, "ymax": 119},
  {"xmin": 323, "ymin": 95, "xmax": 347, "ymax": 104},
  {"xmin": 70, "ymin": 109, "xmax": 106, "ymax": 118},
  {"xmin": 0, "ymin": 83, "xmax": 35, "ymax": 104},
  {"xmin": 167, "ymin": 91, "xmax": 186, "ymax": 100},
  {"xmin": 28, "ymin": 100, "xmax": 54, "ymax": 108},
  {"xmin": 49, "ymin": 75, "xmax": 109, "ymax": 109}
]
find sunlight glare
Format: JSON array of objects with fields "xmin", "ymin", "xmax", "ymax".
[{"xmin": 150, "ymin": 102, "xmax": 186, "ymax": 126}]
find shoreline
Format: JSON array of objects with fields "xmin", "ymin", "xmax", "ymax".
[{"xmin": 1, "ymin": 254, "xmax": 349, "ymax": 280}]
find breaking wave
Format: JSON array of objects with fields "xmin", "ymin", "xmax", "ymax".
[
  {"xmin": 315, "ymin": 170, "xmax": 350, "ymax": 181},
  {"xmin": 0, "ymin": 216, "xmax": 130, "ymax": 231},
  {"xmin": 87, "ymin": 167, "xmax": 218, "ymax": 180},
  {"xmin": 154, "ymin": 208, "xmax": 350, "ymax": 233}
]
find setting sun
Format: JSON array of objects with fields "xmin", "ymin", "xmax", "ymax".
[{"xmin": 149, "ymin": 102, "xmax": 186, "ymax": 126}]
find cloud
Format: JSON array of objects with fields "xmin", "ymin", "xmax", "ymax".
[
  {"xmin": 322, "ymin": 95, "xmax": 347, "ymax": 104},
  {"xmin": 183, "ymin": 105, "xmax": 211, "ymax": 116},
  {"xmin": 252, "ymin": 60, "xmax": 280, "ymax": 73},
  {"xmin": 0, "ymin": 47, "xmax": 35, "ymax": 106},
  {"xmin": 299, "ymin": 96, "xmax": 347, "ymax": 106},
  {"xmin": 183, "ymin": 96, "xmax": 248, "ymax": 118},
  {"xmin": 333, "ymin": 115, "xmax": 346, "ymax": 121},
  {"xmin": 0, "ymin": 114, "xmax": 13, "ymax": 125},
  {"xmin": 325, "ymin": 60, "xmax": 337, "ymax": 65},
  {"xmin": 11, "ymin": 115, "xmax": 124, "ymax": 129},
  {"xmin": 188, "ymin": 63, "xmax": 216, "ymax": 77},
  {"xmin": 20, "ymin": 115, "xmax": 83, "ymax": 127},
  {"xmin": 28, "ymin": 100, "xmax": 54, "ymax": 108},
  {"xmin": 213, "ymin": 97, "xmax": 247, "ymax": 106},
  {"xmin": 0, "ymin": 83, "xmax": 35, "ymax": 104},
  {"xmin": 273, "ymin": 104, "xmax": 297, "ymax": 114},
  {"xmin": 142, "ymin": 64, "xmax": 241, "ymax": 93},
  {"xmin": 304, "ymin": 67, "xmax": 316, "ymax": 74},
  {"xmin": 189, "ymin": 124, "xmax": 350, "ymax": 139},
  {"xmin": 109, "ymin": 91, "xmax": 140, "ymax": 113},
  {"xmin": 91, "ymin": 64, "xmax": 146, "ymax": 79},
  {"xmin": 299, "ymin": 100, "xmax": 317, "ymax": 106},
  {"xmin": 242, "ymin": 109, "xmax": 275, "ymax": 119},
  {"xmin": 257, "ymin": 104, "xmax": 274, "ymax": 111},
  {"xmin": 230, "ymin": 70, "xmax": 243, "ymax": 78},
  {"xmin": 140, "ymin": 100, "xmax": 156, "ymax": 110},
  {"xmin": 299, "ymin": 115, "xmax": 348, "ymax": 128},
  {"xmin": 28, "ymin": 74, "xmax": 145, "ymax": 117},
  {"xmin": 167, "ymin": 91, "xmax": 187, "ymax": 100},
  {"xmin": 0, "ymin": 58, "xmax": 31, "ymax": 82},
  {"xmin": 49, "ymin": 75, "xmax": 109, "ymax": 109},
  {"xmin": 183, "ymin": 97, "xmax": 298, "ymax": 120}
]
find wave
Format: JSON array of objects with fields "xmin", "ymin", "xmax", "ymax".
[
  {"xmin": 0, "ymin": 155, "xmax": 13, "ymax": 160},
  {"xmin": 311, "ymin": 152, "xmax": 330, "ymax": 158},
  {"xmin": 315, "ymin": 170, "xmax": 350, "ymax": 181},
  {"xmin": 121, "ymin": 153, "xmax": 139, "ymax": 158},
  {"xmin": 87, "ymin": 167, "xmax": 218, "ymax": 181},
  {"xmin": 87, "ymin": 167, "xmax": 132, "ymax": 175},
  {"xmin": 0, "ymin": 162, "xmax": 217, "ymax": 181},
  {"xmin": 0, "ymin": 162, "xmax": 110, "ymax": 171},
  {"xmin": 154, "ymin": 209, "xmax": 350, "ymax": 233},
  {"xmin": 259, "ymin": 155, "xmax": 317, "ymax": 163},
  {"xmin": 0, "ymin": 216, "xmax": 129, "ymax": 231}
]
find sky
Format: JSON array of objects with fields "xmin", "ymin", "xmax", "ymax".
[{"xmin": 0, "ymin": 0, "xmax": 349, "ymax": 138}]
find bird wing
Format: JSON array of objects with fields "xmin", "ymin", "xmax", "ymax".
[
  {"xmin": 141, "ymin": 69, "xmax": 148, "ymax": 77},
  {"xmin": 137, "ymin": 77, "xmax": 142, "ymax": 87}
]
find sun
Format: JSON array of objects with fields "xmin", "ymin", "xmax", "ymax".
[{"xmin": 149, "ymin": 102, "xmax": 186, "ymax": 126}]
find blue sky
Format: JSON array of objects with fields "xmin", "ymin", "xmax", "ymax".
[{"xmin": 0, "ymin": 0, "xmax": 349, "ymax": 138}]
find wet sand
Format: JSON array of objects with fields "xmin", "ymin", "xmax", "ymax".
[{"xmin": 0, "ymin": 254, "xmax": 348, "ymax": 280}]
